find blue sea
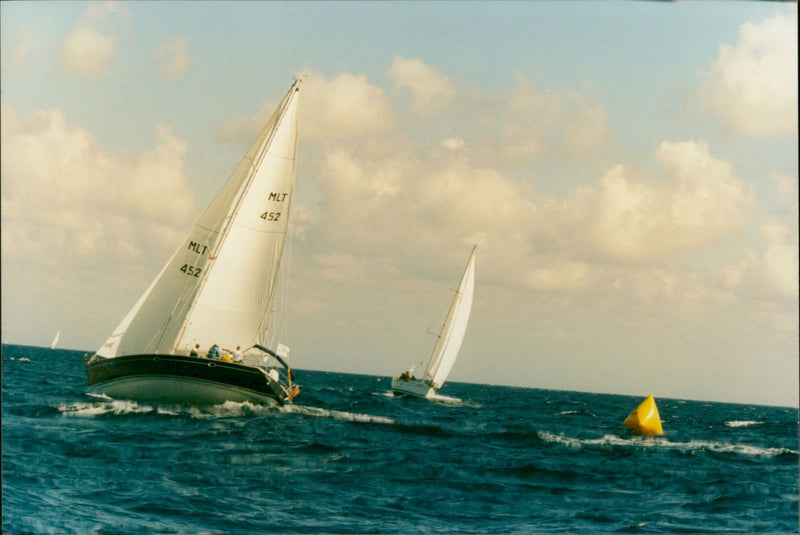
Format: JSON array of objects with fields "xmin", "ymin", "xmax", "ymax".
[{"xmin": 2, "ymin": 344, "xmax": 798, "ymax": 534}]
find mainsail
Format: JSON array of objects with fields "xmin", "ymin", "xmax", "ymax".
[
  {"xmin": 50, "ymin": 330, "xmax": 60, "ymax": 350},
  {"xmin": 97, "ymin": 79, "xmax": 301, "ymax": 359},
  {"xmin": 423, "ymin": 245, "xmax": 476, "ymax": 389}
]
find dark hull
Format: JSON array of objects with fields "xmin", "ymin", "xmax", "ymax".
[{"xmin": 86, "ymin": 354, "xmax": 287, "ymax": 406}]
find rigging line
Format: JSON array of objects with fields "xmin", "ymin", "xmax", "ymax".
[
  {"xmin": 279, "ymin": 212, "xmax": 294, "ymax": 346},
  {"xmin": 265, "ymin": 111, "xmax": 300, "ymax": 349}
]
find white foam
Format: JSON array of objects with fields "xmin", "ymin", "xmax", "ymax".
[
  {"xmin": 186, "ymin": 400, "xmax": 276, "ymax": 418},
  {"xmin": 59, "ymin": 400, "xmax": 155, "ymax": 417},
  {"xmin": 538, "ymin": 432, "xmax": 797, "ymax": 457},
  {"xmin": 283, "ymin": 404, "xmax": 395, "ymax": 425},
  {"xmin": 725, "ymin": 420, "xmax": 762, "ymax": 428},
  {"xmin": 59, "ymin": 397, "xmax": 280, "ymax": 419},
  {"xmin": 429, "ymin": 393, "xmax": 462, "ymax": 404}
]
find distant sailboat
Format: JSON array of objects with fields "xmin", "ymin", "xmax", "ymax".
[
  {"xmin": 50, "ymin": 330, "xmax": 60, "ymax": 350},
  {"xmin": 86, "ymin": 79, "xmax": 303, "ymax": 407},
  {"xmin": 392, "ymin": 246, "xmax": 476, "ymax": 399},
  {"xmin": 623, "ymin": 394, "xmax": 664, "ymax": 436}
]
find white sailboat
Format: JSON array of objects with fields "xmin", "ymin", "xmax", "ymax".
[
  {"xmin": 392, "ymin": 245, "xmax": 476, "ymax": 399},
  {"xmin": 50, "ymin": 329, "xmax": 60, "ymax": 350},
  {"xmin": 86, "ymin": 79, "xmax": 302, "ymax": 407}
]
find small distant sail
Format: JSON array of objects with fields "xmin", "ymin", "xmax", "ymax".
[
  {"xmin": 50, "ymin": 329, "xmax": 61, "ymax": 350},
  {"xmin": 623, "ymin": 394, "xmax": 663, "ymax": 436}
]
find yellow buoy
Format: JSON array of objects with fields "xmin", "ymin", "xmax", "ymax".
[{"xmin": 623, "ymin": 394, "xmax": 663, "ymax": 436}]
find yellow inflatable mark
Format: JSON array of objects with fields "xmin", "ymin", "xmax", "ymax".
[{"xmin": 623, "ymin": 394, "xmax": 663, "ymax": 436}]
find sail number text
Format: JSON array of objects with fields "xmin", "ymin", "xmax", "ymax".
[
  {"xmin": 188, "ymin": 241, "xmax": 209, "ymax": 255},
  {"xmin": 260, "ymin": 191, "xmax": 288, "ymax": 222},
  {"xmin": 180, "ymin": 241, "xmax": 208, "ymax": 277},
  {"xmin": 180, "ymin": 264, "xmax": 202, "ymax": 277}
]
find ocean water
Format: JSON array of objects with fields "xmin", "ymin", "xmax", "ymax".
[{"xmin": 2, "ymin": 344, "xmax": 798, "ymax": 534}]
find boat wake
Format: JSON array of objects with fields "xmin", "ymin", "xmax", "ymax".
[
  {"xmin": 379, "ymin": 389, "xmax": 476, "ymax": 407},
  {"xmin": 428, "ymin": 393, "xmax": 462, "ymax": 404},
  {"xmin": 59, "ymin": 397, "xmax": 280, "ymax": 418},
  {"xmin": 282, "ymin": 404, "xmax": 396, "ymax": 425},
  {"xmin": 538, "ymin": 431, "xmax": 797, "ymax": 458},
  {"xmin": 59, "ymin": 399, "xmax": 161, "ymax": 417},
  {"xmin": 60, "ymin": 396, "xmax": 396, "ymax": 424}
]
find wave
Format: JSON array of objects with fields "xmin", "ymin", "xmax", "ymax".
[
  {"xmin": 58, "ymin": 396, "xmax": 398, "ymax": 425},
  {"xmin": 185, "ymin": 400, "xmax": 277, "ymax": 418},
  {"xmin": 282, "ymin": 404, "xmax": 396, "ymax": 425},
  {"xmin": 59, "ymin": 399, "xmax": 158, "ymax": 417},
  {"xmin": 557, "ymin": 409, "xmax": 597, "ymax": 417},
  {"xmin": 377, "ymin": 389, "xmax": 481, "ymax": 408},
  {"xmin": 429, "ymin": 393, "xmax": 462, "ymax": 404},
  {"xmin": 538, "ymin": 432, "xmax": 798, "ymax": 458},
  {"xmin": 725, "ymin": 420, "xmax": 762, "ymax": 428},
  {"xmin": 59, "ymin": 398, "xmax": 278, "ymax": 418}
]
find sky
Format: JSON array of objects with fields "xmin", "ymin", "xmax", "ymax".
[{"xmin": 1, "ymin": 1, "xmax": 797, "ymax": 407}]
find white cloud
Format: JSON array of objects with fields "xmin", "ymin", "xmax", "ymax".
[
  {"xmin": 294, "ymin": 67, "xmax": 756, "ymax": 310},
  {"xmin": 699, "ymin": 11, "xmax": 798, "ymax": 137},
  {"xmin": 524, "ymin": 262, "xmax": 590, "ymax": 292},
  {"xmin": 1, "ymin": 103, "xmax": 196, "ymax": 270},
  {"xmin": 469, "ymin": 75, "xmax": 611, "ymax": 165},
  {"xmin": 154, "ymin": 37, "xmax": 190, "ymax": 78},
  {"xmin": 769, "ymin": 172, "xmax": 799, "ymax": 218},
  {"xmin": 61, "ymin": 26, "xmax": 117, "ymax": 77},
  {"xmin": 59, "ymin": 1, "xmax": 128, "ymax": 78},
  {"xmin": 290, "ymin": 68, "xmax": 619, "ymax": 298},
  {"xmin": 389, "ymin": 56, "xmax": 456, "ymax": 110},
  {"xmin": 301, "ymin": 73, "xmax": 395, "ymax": 141},
  {"xmin": 321, "ymin": 148, "xmax": 404, "ymax": 200},
  {"xmin": 442, "ymin": 138, "xmax": 465, "ymax": 151},
  {"xmin": 758, "ymin": 221, "xmax": 799, "ymax": 297},
  {"xmin": 1, "ymin": 101, "xmax": 198, "ymax": 347},
  {"xmin": 721, "ymin": 219, "xmax": 799, "ymax": 299},
  {"xmin": 588, "ymin": 140, "xmax": 752, "ymax": 261}
]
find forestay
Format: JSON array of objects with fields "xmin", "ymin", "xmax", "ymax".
[{"xmin": 97, "ymin": 79, "xmax": 301, "ymax": 358}]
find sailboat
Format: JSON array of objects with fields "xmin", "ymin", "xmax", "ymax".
[
  {"xmin": 392, "ymin": 246, "xmax": 476, "ymax": 399},
  {"xmin": 50, "ymin": 329, "xmax": 60, "ymax": 350},
  {"xmin": 86, "ymin": 79, "xmax": 303, "ymax": 407}
]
